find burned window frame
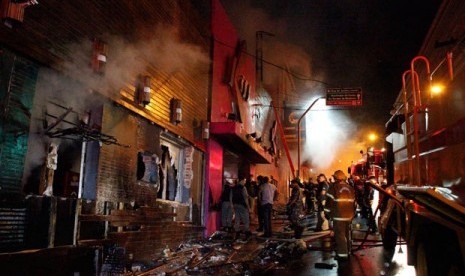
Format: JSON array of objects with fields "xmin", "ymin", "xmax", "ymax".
[{"xmin": 136, "ymin": 151, "xmax": 161, "ymax": 190}]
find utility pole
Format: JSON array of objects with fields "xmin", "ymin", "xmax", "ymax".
[{"xmin": 255, "ymin": 31, "xmax": 275, "ymax": 88}]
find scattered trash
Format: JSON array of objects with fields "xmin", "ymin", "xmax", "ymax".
[
  {"xmin": 163, "ymin": 245, "xmax": 172, "ymax": 258},
  {"xmin": 126, "ymin": 230, "xmax": 313, "ymax": 275}
]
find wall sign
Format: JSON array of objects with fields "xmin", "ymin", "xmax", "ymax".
[{"xmin": 183, "ymin": 146, "xmax": 194, "ymax": 188}]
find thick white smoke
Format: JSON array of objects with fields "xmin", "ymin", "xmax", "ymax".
[
  {"xmin": 303, "ymin": 107, "xmax": 359, "ymax": 174},
  {"xmin": 22, "ymin": 24, "xmax": 209, "ymax": 185}
]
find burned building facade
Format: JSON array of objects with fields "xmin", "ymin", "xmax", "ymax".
[
  {"xmin": 205, "ymin": 0, "xmax": 278, "ymax": 236},
  {"xmin": 0, "ymin": 0, "xmax": 282, "ymax": 271},
  {"xmin": 0, "ymin": 0, "xmax": 210, "ymax": 265}
]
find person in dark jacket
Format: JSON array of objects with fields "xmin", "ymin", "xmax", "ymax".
[
  {"xmin": 303, "ymin": 178, "xmax": 316, "ymax": 214},
  {"xmin": 232, "ymin": 178, "xmax": 252, "ymax": 240},
  {"xmin": 327, "ymin": 170, "xmax": 355, "ymax": 260},
  {"xmin": 256, "ymin": 175, "xmax": 265, "ymax": 232},
  {"xmin": 352, "ymin": 175, "xmax": 365, "ymax": 217},
  {"xmin": 363, "ymin": 176, "xmax": 378, "ymax": 233},
  {"xmin": 220, "ymin": 179, "xmax": 234, "ymax": 232},
  {"xmin": 315, "ymin": 173, "xmax": 330, "ymax": 231},
  {"xmin": 287, "ymin": 179, "xmax": 305, "ymax": 238}
]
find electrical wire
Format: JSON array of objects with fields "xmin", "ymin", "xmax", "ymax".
[{"xmin": 212, "ymin": 37, "xmax": 336, "ymax": 87}]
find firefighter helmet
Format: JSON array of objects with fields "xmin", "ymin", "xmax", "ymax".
[{"xmin": 333, "ymin": 170, "xmax": 347, "ymax": 181}]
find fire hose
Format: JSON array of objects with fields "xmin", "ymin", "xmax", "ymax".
[{"xmin": 351, "ymin": 182, "xmax": 406, "ymax": 253}]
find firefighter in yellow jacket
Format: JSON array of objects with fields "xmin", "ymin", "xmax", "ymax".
[{"xmin": 327, "ymin": 170, "xmax": 355, "ymax": 260}]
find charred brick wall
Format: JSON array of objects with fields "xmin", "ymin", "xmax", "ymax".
[
  {"xmin": 116, "ymin": 222, "xmax": 204, "ymax": 261},
  {"xmin": 122, "ymin": 201, "xmax": 203, "ymax": 261},
  {"xmin": 97, "ymin": 103, "xmax": 159, "ymax": 206},
  {"xmin": 96, "ymin": 104, "xmax": 205, "ymax": 260}
]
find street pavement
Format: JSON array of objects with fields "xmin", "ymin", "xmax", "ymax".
[{"xmin": 250, "ymin": 212, "xmax": 414, "ymax": 276}]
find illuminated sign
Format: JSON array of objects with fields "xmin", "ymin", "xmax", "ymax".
[
  {"xmin": 326, "ymin": 88, "xmax": 362, "ymax": 106},
  {"xmin": 283, "ymin": 106, "xmax": 305, "ymax": 143}
]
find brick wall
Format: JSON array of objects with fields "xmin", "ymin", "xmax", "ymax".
[
  {"xmin": 95, "ymin": 104, "xmax": 205, "ymax": 261},
  {"xmin": 97, "ymin": 104, "xmax": 158, "ymax": 206},
  {"xmin": 124, "ymin": 201, "xmax": 203, "ymax": 261},
  {"xmin": 116, "ymin": 222, "xmax": 204, "ymax": 261}
]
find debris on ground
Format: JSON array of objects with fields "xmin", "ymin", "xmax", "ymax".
[{"xmin": 124, "ymin": 230, "xmax": 313, "ymax": 275}]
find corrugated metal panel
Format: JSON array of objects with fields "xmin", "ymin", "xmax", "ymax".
[
  {"xmin": 0, "ymin": 206, "xmax": 26, "ymax": 252},
  {"xmin": 0, "ymin": 52, "xmax": 38, "ymax": 194}
]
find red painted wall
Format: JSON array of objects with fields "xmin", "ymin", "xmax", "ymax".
[
  {"xmin": 205, "ymin": 139, "xmax": 223, "ymax": 235},
  {"xmin": 206, "ymin": 0, "xmax": 273, "ymax": 235},
  {"xmin": 211, "ymin": 0, "xmax": 257, "ymax": 135},
  {"xmin": 211, "ymin": 0, "xmax": 237, "ymax": 123}
]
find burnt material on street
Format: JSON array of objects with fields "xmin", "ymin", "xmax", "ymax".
[
  {"xmin": 113, "ymin": 210, "xmax": 410, "ymax": 275},
  {"xmin": 0, "ymin": 205, "xmax": 412, "ymax": 275}
]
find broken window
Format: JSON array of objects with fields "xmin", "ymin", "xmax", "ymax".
[
  {"xmin": 136, "ymin": 151, "xmax": 160, "ymax": 190},
  {"xmin": 158, "ymin": 141, "xmax": 182, "ymax": 202}
]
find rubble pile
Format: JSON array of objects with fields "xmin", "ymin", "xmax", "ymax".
[
  {"xmin": 256, "ymin": 239, "xmax": 307, "ymax": 263},
  {"xmin": 125, "ymin": 231, "xmax": 310, "ymax": 275}
]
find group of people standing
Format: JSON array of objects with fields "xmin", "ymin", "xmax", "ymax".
[
  {"xmin": 287, "ymin": 170, "xmax": 359, "ymax": 260},
  {"xmin": 220, "ymin": 175, "xmax": 277, "ymax": 241},
  {"xmin": 292, "ymin": 173, "xmax": 334, "ymax": 233},
  {"xmin": 219, "ymin": 170, "xmax": 377, "ymax": 261}
]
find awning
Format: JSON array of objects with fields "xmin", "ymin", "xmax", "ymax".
[{"xmin": 210, "ymin": 122, "xmax": 272, "ymax": 164}]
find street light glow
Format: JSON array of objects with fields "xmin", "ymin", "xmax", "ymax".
[
  {"xmin": 430, "ymin": 83, "xmax": 445, "ymax": 95},
  {"xmin": 368, "ymin": 133, "xmax": 377, "ymax": 142}
]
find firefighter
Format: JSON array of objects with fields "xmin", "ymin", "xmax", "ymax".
[
  {"xmin": 327, "ymin": 170, "xmax": 355, "ymax": 261},
  {"xmin": 287, "ymin": 179, "xmax": 305, "ymax": 238},
  {"xmin": 220, "ymin": 179, "xmax": 234, "ymax": 232},
  {"xmin": 353, "ymin": 175, "xmax": 365, "ymax": 217},
  {"xmin": 231, "ymin": 178, "xmax": 252, "ymax": 241},
  {"xmin": 363, "ymin": 176, "xmax": 378, "ymax": 233},
  {"xmin": 315, "ymin": 173, "xmax": 330, "ymax": 231},
  {"xmin": 304, "ymin": 177, "xmax": 317, "ymax": 214}
]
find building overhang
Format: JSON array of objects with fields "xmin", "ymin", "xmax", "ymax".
[
  {"xmin": 210, "ymin": 122, "xmax": 272, "ymax": 164},
  {"xmin": 385, "ymin": 114, "xmax": 405, "ymax": 136}
]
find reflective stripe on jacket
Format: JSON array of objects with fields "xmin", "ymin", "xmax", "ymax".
[{"xmin": 327, "ymin": 180, "xmax": 355, "ymax": 220}]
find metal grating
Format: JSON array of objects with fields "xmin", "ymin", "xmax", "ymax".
[{"xmin": 0, "ymin": 206, "xmax": 26, "ymax": 251}]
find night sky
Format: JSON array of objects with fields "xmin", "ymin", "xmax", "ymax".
[{"xmin": 221, "ymin": 0, "xmax": 442, "ymax": 131}]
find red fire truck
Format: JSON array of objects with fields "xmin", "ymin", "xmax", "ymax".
[
  {"xmin": 349, "ymin": 147, "xmax": 386, "ymax": 184},
  {"xmin": 378, "ymin": 2, "xmax": 465, "ymax": 275}
]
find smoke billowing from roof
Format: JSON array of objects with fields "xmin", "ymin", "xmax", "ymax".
[
  {"xmin": 221, "ymin": 0, "xmax": 385, "ymax": 173},
  {"xmin": 22, "ymin": 24, "xmax": 209, "ymax": 186},
  {"xmin": 61, "ymin": 25, "xmax": 209, "ymax": 99}
]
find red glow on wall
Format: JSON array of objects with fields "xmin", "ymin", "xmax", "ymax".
[
  {"xmin": 210, "ymin": 0, "xmax": 256, "ymax": 130},
  {"xmin": 205, "ymin": 139, "xmax": 224, "ymax": 235}
]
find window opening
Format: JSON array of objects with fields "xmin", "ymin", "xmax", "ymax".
[{"xmin": 158, "ymin": 138, "xmax": 184, "ymax": 202}]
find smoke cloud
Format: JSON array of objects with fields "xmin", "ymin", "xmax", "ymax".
[
  {"xmin": 22, "ymin": 24, "xmax": 209, "ymax": 185},
  {"xmin": 220, "ymin": 0, "xmax": 385, "ymax": 175},
  {"xmin": 61, "ymin": 25, "xmax": 210, "ymax": 99}
]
